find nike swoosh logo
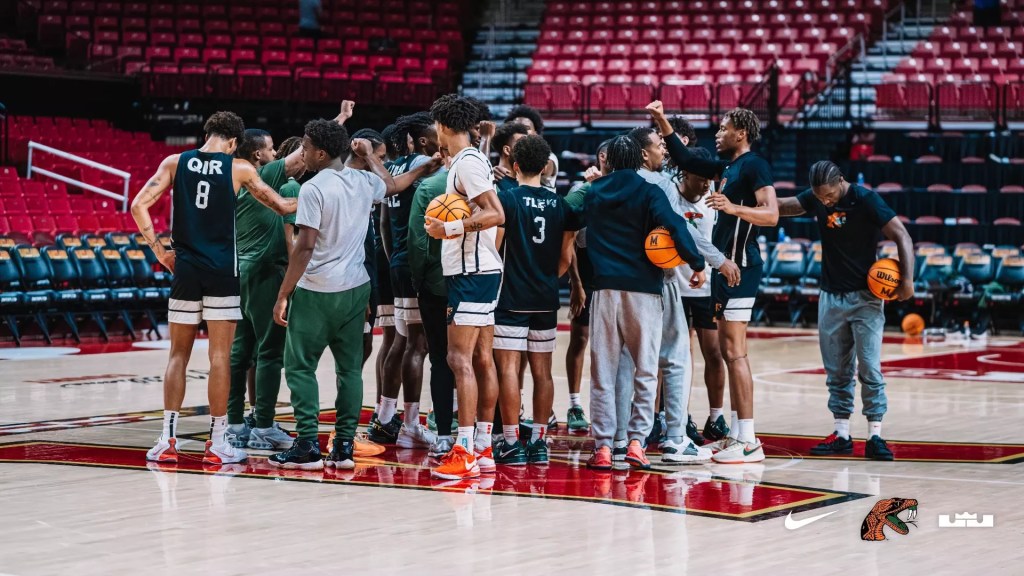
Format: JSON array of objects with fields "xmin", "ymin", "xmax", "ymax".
[
  {"xmin": 785, "ymin": 510, "xmax": 837, "ymax": 530},
  {"xmin": 743, "ymin": 446, "xmax": 761, "ymax": 456}
]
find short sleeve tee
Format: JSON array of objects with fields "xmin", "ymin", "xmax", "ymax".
[
  {"xmin": 797, "ymin": 184, "xmax": 897, "ymax": 293},
  {"xmin": 441, "ymin": 147, "xmax": 502, "ymax": 276},
  {"xmin": 714, "ymin": 152, "xmax": 774, "ymax": 268},
  {"xmin": 236, "ymin": 159, "xmax": 291, "ymax": 265},
  {"xmin": 296, "ymin": 167, "xmax": 387, "ymax": 293}
]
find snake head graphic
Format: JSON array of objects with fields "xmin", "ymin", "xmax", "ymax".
[{"xmin": 861, "ymin": 498, "xmax": 919, "ymax": 541}]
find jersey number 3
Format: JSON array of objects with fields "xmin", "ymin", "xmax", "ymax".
[
  {"xmin": 532, "ymin": 216, "xmax": 546, "ymax": 244},
  {"xmin": 195, "ymin": 181, "xmax": 210, "ymax": 209}
]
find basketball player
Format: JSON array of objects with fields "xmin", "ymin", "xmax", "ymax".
[
  {"xmin": 424, "ymin": 94, "xmax": 505, "ymax": 480},
  {"xmin": 778, "ymin": 161, "xmax": 914, "ymax": 461},
  {"xmin": 504, "ymin": 105, "xmax": 558, "ymax": 190},
  {"xmin": 647, "ymin": 101, "xmax": 778, "ymax": 464},
  {"xmin": 491, "ymin": 121, "xmax": 529, "ymax": 193},
  {"xmin": 269, "ymin": 122, "xmax": 438, "ymax": 470},
  {"xmin": 492, "ymin": 135, "xmax": 580, "ymax": 466},
  {"xmin": 132, "ymin": 111, "xmax": 297, "ymax": 465},
  {"xmin": 625, "ymin": 126, "xmax": 738, "ymax": 464},
  {"xmin": 372, "ymin": 123, "xmax": 402, "ymax": 429},
  {"xmin": 561, "ymin": 140, "xmax": 611, "ymax": 433},
  {"xmin": 584, "ymin": 135, "xmax": 705, "ymax": 471}
]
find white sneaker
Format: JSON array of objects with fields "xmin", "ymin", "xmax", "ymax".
[
  {"xmin": 705, "ymin": 435, "xmax": 736, "ymax": 454},
  {"xmin": 711, "ymin": 437, "xmax": 765, "ymax": 464},
  {"xmin": 660, "ymin": 438, "xmax": 713, "ymax": 464},
  {"xmin": 397, "ymin": 422, "xmax": 437, "ymax": 449},
  {"xmin": 203, "ymin": 440, "xmax": 248, "ymax": 465},
  {"xmin": 146, "ymin": 437, "xmax": 178, "ymax": 463},
  {"xmin": 247, "ymin": 424, "xmax": 295, "ymax": 450},
  {"xmin": 429, "ymin": 435, "xmax": 454, "ymax": 459},
  {"xmin": 475, "ymin": 446, "xmax": 496, "ymax": 473},
  {"xmin": 225, "ymin": 423, "xmax": 251, "ymax": 448}
]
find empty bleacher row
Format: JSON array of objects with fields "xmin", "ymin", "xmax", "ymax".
[
  {"xmin": 19, "ymin": 0, "xmax": 466, "ymax": 105},
  {"xmin": 753, "ymin": 239, "xmax": 1024, "ymax": 333},
  {"xmin": 876, "ymin": 3, "xmax": 1024, "ymax": 126},
  {"xmin": 0, "ymin": 36, "xmax": 55, "ymax": 71},
  {"xmin": 1, "ymin": 232, "xmax": 172, "ymax": 345},
  {"xmin": 524, "ymin": 0, "xmax": 888, "ymax": 124}
]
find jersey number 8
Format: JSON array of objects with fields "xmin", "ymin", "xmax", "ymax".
[{"xmin": 195, "ymin": 181, "xmax": 210, "ymax": 209}]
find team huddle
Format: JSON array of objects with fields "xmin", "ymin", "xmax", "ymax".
[{"xmin": 132, "ymin": 94, "xmax": 917, "ymax": 479}]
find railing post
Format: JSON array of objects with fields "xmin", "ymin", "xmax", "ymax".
[
  {"xmin": 26, "ymin": 141, "xmax": 33, "ymax": 178},
  {"xmin": 122, "ymin": 176, "xmax": 130, "ymax": 212}
]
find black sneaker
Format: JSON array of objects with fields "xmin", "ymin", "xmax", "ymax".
[
  {"xmin": 526, "ymin": 439, "xmax": 549, "ymax": 465},
  {"xmin": 368, "ymin": 414, "xmax": 402, "ymax": 444},
  {"xmin": 865, "ymin": 435, "xmax": 894, "ymax": 461},
  {"xmin": 243, "ymin": 412, "xmax": 257, "ymax": 430},
  {"xmin": 645, "ymin": 412, "xmax": 665, "ymax": 446},
  {"xmin": 611, "ymin": 444, "xmax": 629, "ymax": 470},
  {"xmin": 325, "ymin": 437, "xmax": 355, "ymax": 469},
  {"xmin": 703, "ymin": 415, "xmax": 730, "ymax": 443},
  {"xmin": 494, "ymin": 437, "xmax": 528, "ymax": 465},
  {"xmin": 268, "ymin": 437, "xmax": 324, "ymax": 470},
  {"xmin": 809, "ymin": 432, "xmax": 854, "ymax": 456},
  {"xmin": 686, "ymin": 414, "xmax": 705, "ymax": 446}
]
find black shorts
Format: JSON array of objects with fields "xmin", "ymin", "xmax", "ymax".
[
  {"xmin": 390, "ymin": 265, "xmax": 421, "ymax": 329},
  {"xmin": 375, "ymin": 243, "xmax": 394, "ymax": 327},
  {"xmin": 570, "ymin": 286, "xmax": 595, "ymax": 327},
  {"xmin": 168, "ymin": 258, "xmax": 241, "ymax": 325},
  {"xmin": 682, "ymin": 296, "xmax": 716, "ymax": 330},
  {"xmin": 711, "ymin": 264, "xmax": 763, "ymax": 322},
  {"xmin": 494, "ymin": 309, "xmax": 558, "ymax": 352},
  {"xmin": 446, "ymin": 273, "xmax": 500, "ymax": 327}
]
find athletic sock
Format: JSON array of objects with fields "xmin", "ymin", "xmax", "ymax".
[
  {"xmin": 710, "ymin": 407, "xmax": 724, "ymax": 421},
  {"xmin": 835, "ymin": 418, "xmax": 851, "ymax": 439},
  {"xmin": 456, "ymin": 426, "xmax": 474, "ymax": 450},
  {"xmin": 730, "ymin": 411, "xmax": 739, "ymax": 437},
  {"xmin": 375, "ymin": 401, "xmax": 381, "ymax": 415},
  {"xmin": 210, "ymin": 415, "xmax": 227, "ymax": 447},
  {"xmin": 161, "ymin": 410, "xmax": 179, "ymax": 441},
  {"xmin": 868, "ymin": 421, "xmax": 882, "ymax": 438},
  {"xmin": 502, "ymin": 425, "xmax": 518, "ymax": 445},
  {"xmin": 569, "ymin": 393, "xmax": 582, "ymax": 408},
  {"xmin": 737, "ymin": 419, "xmax": 755, "ymax": 444},
  {"xmin": 531, "ymin": 423, "xmax": 547, "ymax": 443},
  {"xmin": 474, "ymin": 422, "xmax": 493, "ymax": 451},
  {"xmin": 613, "ymin": 439, "xmax": 627, "ymax": 449},
  {"xmin": 452, "ymin": 396, "xmax": 458, "ymax": 412},
  {"xmin": 379, "ymin": 396, "xmax": 398, "ymax": 423},
  {"xmin": 403, "ymin": 403, "xmax": 419, "ymax": 428}
]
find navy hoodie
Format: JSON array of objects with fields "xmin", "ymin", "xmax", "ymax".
[{"xmin": 584, "ymin": 169, "xmax": 706, "ymax": 295}]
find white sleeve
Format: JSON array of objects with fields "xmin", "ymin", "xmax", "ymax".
[
  {"xmin": 408, "ymin": 154, "xmax": 432, "ymax": 171},
  {"xmin": 363, "ymin": 171, "xmax": 388, "ymax": 203},
  {"xmin": 456, "ymin": 153, "xmax": 495, "ymax": 202},
  {"xmin": 295, "ymin": 182, "xmax": 322, "ymax": 230}
]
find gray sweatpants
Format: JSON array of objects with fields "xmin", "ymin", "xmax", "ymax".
[
  {"xmin": 614, "ymin": 281, "xmax": 692, "ymax": 443},
  {"xmin": 818, "ymin": 290, "xmax": 888, "ymax": 421},
  {"xmin": 590, "ymin": 289, "xmax": 664, "ymax": 448}
]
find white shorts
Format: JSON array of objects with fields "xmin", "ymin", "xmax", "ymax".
[
  {"xmin": 375, "ymin": 304, "xmax": 395, "ymax": 328},
  {"xmin": 493, "ymin": 310, "xmax": 558, "ymax": 353}
]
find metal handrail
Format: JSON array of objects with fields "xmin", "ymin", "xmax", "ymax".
[{"xmin": 26, "ymin": 141, "xmax": 131, "ymax": 211}]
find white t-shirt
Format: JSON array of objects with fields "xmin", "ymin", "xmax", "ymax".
[
  {"xmin": 296, "ymin": 167, "xmax": 387, "ymax": 293},
  {"xmin": 442, "ymin": 147, "xmax": 503, "ymax": 276},
  {"xmin": 541, "ymin": 151, "xmax": 559, "ymax": 191},
  {"xmin": 677, "ymin": 194, "xmax": 717, "ymax": 298}
]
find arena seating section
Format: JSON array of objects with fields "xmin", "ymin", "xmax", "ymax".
[
  {"xmin": 525, "ymin": 0, "xmax": 888, "ymax": 122},
  {"xmin": 0, "ymin": 36, "xmax": 55, "ymax": 70},
  {"xmin": 23, "ymin": 0, "xmax": 466, "ymax": 106},
  {"xmin": 877, "ymin": 2, "xmax": 1024, "ymax": 126}
]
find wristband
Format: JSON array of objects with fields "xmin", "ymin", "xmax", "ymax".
[{"xmin": 443, "ymin": 219, "xmax": 465, "ymax": 237}]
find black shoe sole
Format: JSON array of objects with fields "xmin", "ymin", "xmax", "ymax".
[
  {"xmin": 810, "ymin": 447, "xmax": 854, "ymax": 456},
  {"xmin": 865, "ymin": 452, "xmax": 894, "ymax": 461}
]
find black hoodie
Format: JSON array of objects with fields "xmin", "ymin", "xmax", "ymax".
[{"xmin": 584, "ymin": 169, "xmax": 705, "ymax": 295}]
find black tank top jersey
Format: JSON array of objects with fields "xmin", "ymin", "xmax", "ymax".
[
  {"xmin": 385, "ymin": 154, "xmax": 422, "ymax": 268},
  {"xmin": 171, "ymin": 150, "xmax": 237, "ymax": 275},
  {"xmin": 712, "ymin": 151, "xmax": 774, "ymax": 268}
]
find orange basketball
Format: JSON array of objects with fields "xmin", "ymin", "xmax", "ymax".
[
  {"xmin": 645, "ymin": 227, "xmax": 683, "ymax": 268},
  {"xmin": 426, "ymin": 193, "xmax": 472, "ymax": 239},
  {"xmin": 901, "ymin": 313, "xmax": 925, "ymax": 336},
  {"xmin": 867, "ymin": 258, "xmax": 901, "ymax": 300}
]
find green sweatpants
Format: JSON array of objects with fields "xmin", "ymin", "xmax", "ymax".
[
  {"xmin": 228, "ymin": 259, "xmax": 288, "ymax": 427},
  {"xmin": 284, "ymin": 282, "xmax": 370, "ymax": 441}
]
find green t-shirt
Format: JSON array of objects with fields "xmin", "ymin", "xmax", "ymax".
[
  {"xmin": 564, "ymin": 181, "xmax": 593, "ymax": 288},
  {"xmin": 280, "ymin": 178, "xmax": 300, "ymax": 226},
  {"xmin": 407, "ymin": 168, "xmax": 448, "ymax": 297},
  {"xmin": 235, "ymin": 159, "xmax": 296, "ymax": 265}
]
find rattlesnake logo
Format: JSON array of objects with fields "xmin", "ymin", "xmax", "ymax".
[{"xmin": 861, "ymin": 498, "xmax": 919, "ymax": 541}]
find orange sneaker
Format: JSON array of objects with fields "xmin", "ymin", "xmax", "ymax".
[
  {"xmin": 431, "ymin": 444, "xmax": 481, "ymax": 480},
  {"xmin": 587, "ymin": 445, "xmax": 613, "ymax": 470},
  {"xmin": 475, "ymin": 445, "xmax": 496, "ymax": 473},
  {"xmin": 145, "ymin": 437, "xmax": 178, "ymax": 463},
  {"xmin": 625, "ymin": 439, "xmax": 650, "ymax": 470},
  {"xmin": 330, "ymin": 431, "xmax": 386, "ymax": 458}
]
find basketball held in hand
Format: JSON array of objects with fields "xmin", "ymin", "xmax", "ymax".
[
  {"xmin": 867, "ymin": 258, "xmax": 901, "ymax": 300},
  {"xmin": 645, "ymin": 227, "xmax": 683, "ymax": 269},
  {"xmin": 426, "ymin": 193, "xmax": 472, "ymax": 239}
]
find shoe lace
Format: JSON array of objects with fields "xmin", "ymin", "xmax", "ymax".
[{"xmin": 822, "ymin": 433, "xmax": 838, "ymax": 445}]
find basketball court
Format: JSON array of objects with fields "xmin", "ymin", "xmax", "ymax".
[{"xmin": 2, "ymin": 326, "xmax": 1021, "ymax": 574}]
